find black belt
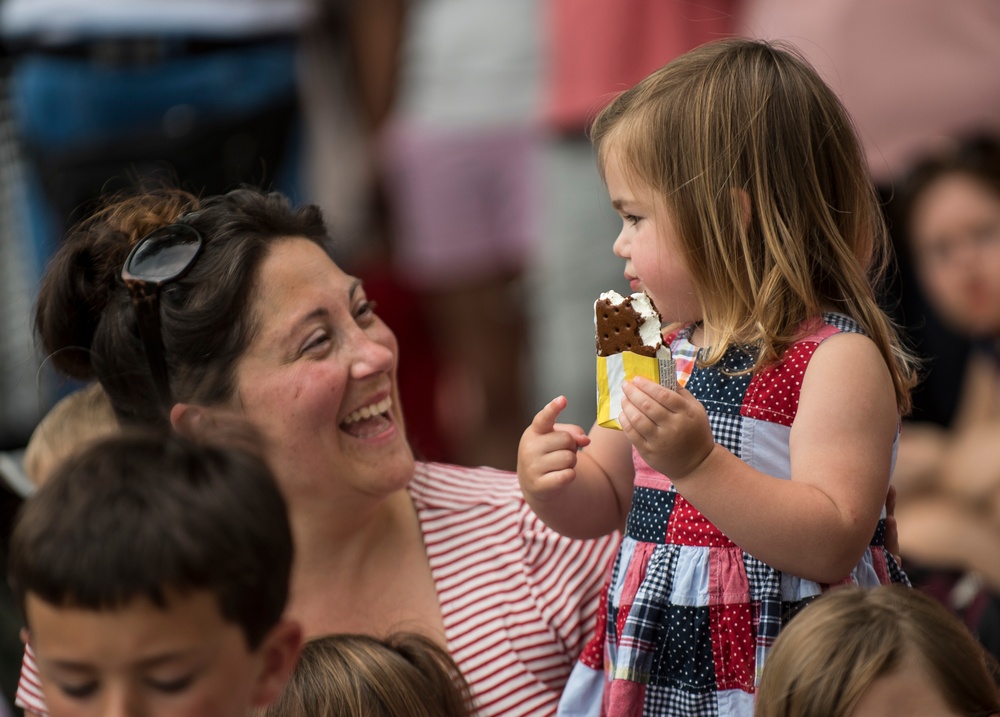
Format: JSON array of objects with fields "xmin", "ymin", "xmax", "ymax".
[{"xmin": 9, "ymin": 35, "xmax": 296, "ymax": 65}]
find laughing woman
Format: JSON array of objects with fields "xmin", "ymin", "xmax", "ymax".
[{"xmin": 16, "ymin": 187, "xmax": 618, "ymax": 717}]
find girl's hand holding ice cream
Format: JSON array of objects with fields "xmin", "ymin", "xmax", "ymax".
[{"xmin": 618, "ymin": 376, "xmax": 715, "ymax": 481}]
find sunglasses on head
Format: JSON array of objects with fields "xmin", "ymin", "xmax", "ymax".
[{"xmin": 121, "ymin": 216, "xmax": 204, "ymax": 411}]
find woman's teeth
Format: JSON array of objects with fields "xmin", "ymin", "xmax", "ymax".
[{"xmin": 342, "ymin": 397, "xmax": 392, "ymax": 425}]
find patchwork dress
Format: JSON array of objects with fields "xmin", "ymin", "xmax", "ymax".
[{"xmin": 557, "ymin": 313, "xmax": 909, "ymax": 717}]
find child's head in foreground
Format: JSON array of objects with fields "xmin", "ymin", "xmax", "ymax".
[
  {"xmin": 257, "ymin": 632, "xmax": 475, "ymax": 717},
  {"xmin": 591, "ymin": 38, "xmax": 914, "ymax": 412},
  {"xmin": 754, "ymin": 584, "xmax": 1000, "ymax": 717},
  {"xmin": 8, "ymin": 429, "xmax": 302, "ymax": 717},
  {"xmin": 23, "ymin": 382, "xmax": 118, "ymax": 487}
]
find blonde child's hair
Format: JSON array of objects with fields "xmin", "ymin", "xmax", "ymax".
[
  {"xmin": 591, "ymin": 38, "xmax": 916, "ymax": 413},
  {"xmin": 754, "ymin": 585, "xmax": 1000, "ymax": 717},
  {"xmin": 23, "ymin": 382, "xmax": 118, "ymax": 486},
  {"xmin": 257, "ymin": 633, "xmax": 475, "ymax": 717}
]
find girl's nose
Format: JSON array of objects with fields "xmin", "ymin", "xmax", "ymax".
[
  {"xmin": 349, "ymin": 333, "xmax": 396, "ymax": 380},
  {"xmin": 612, "ymin": 230, "xmax": 629, "ymax": 259}
]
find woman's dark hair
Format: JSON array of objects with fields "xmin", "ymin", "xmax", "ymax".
[
  {"xmin": 898, "ymin": 133, "xmax": 1000, "ymax": 242},
  {"xmin": 8, "ymin": 426, "xmax": 293, "ymax": 649},
  {"xmin": 35, "ymin": 186, "xmax": 335, "ymax": 426}
]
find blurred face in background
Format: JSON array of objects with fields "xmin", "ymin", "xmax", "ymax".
[{"xmin": 909, "ymin": 172, "xmax": 1000, "ymax": 337}]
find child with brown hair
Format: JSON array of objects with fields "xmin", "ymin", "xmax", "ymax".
[
  {"xmin": 518, "ymin": 38, "xmax": 915, "ymax": 715},
  {"xmin": 10, "ymin": 429, "xmax": 302, "ymax": 717},
  {"xmin": 754, "ymin": 584, "xmax": 1000, "ymax": 717},
  {"xmin": 259, "ymin": 632, "xmax": 474, "ymax": 717}
]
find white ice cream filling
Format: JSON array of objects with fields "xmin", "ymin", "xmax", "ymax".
[{"xmin": 596, "ymin": 290, "xmax": 662, "ymax": 348}]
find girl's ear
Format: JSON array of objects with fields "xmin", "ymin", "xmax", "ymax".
[{"xmin": 249, "ymin": 619, "xmax": 303, "ymax": 709}]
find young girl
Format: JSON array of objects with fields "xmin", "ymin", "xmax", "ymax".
[
  {"xmin": 754, "ymin": 585, "xmax": 1000, "ymax": 717},
  {"xmin": 517, "ymin": 39, "xmax": 915, "ymax": 716}
]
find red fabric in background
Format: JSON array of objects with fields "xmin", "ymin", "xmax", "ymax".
[
  {"xmin": 359, "ymin": 264, "xmax": 450, "ymax": 464},
  {"xmin": 545, "ymin": 0, "xmax": 739, "ymax": 132}
]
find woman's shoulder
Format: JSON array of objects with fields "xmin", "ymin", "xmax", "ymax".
[
  {"xmin": 411, "ymin": 461, "xmax": 620, "ymax": 583},
  {"xmin": 409, "ymin": 461, "xmax": 523, "ymax": 510}
]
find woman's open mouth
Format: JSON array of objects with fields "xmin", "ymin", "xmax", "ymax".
[{"xmin": 340, "ymin": 396, "xmax": 394, "ymax": 438}]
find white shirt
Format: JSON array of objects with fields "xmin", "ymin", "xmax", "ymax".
[{"xmin": 393, "ymin": 0, "xmax": 541, "ymax": 127}]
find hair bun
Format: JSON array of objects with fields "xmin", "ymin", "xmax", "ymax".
[
  {"xmin": 34, "ymin": 188, "xmax": 199, "ymax": 380},
  {"xmin": 35, "ymin": 230, "xmax": 131, "ymax": 380}
]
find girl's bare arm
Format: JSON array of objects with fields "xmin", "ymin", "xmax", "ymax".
[{"xmin": 518, "ymin": 396, "xmax": 636, "ymax": 539}]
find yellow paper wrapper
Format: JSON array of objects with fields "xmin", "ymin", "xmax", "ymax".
[{"xmin": 597, "ymin": 346, "xmax": 678, "ymax": 430}]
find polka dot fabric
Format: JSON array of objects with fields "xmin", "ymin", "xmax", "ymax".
[
  {"xmin": 556, "ymin": 314, "xmax": 909, "ymax": 717},
  {"xmin": 742, "ymin": 324, "xmax": 838, "ymax": 427}
]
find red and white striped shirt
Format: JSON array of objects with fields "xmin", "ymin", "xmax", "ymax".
[
  {"xmin": 411, "ymin": 462, "xmax": 618, "ymax": 715},
  {"xmin": 17, "ymin": 462, "xmax": 619, "ymax": 716}
]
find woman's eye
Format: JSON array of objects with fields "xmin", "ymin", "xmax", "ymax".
[
  {"xmin": 148, "ymin": 674, "xmax": 195, "ymax": 694},
  {"xmin": 303, "ymin": 332, "xmax": 330, "ymax": 352},
  {"xmin": 624, "ymin": 214, "xmax": 640, "ymax": 226},
  {"xmin": 59, "ymin": 681, "xmax": 98, "ymax": 698},
  {"xmin": 355, "ymin": 300, "xmax": 378, "ymax": 322}
]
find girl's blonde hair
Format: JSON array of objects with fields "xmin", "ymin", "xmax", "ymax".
[
  {"xmin": 257, "ymin": 633, "xmax": 476, "ymax": 717},
  {"xmin": 23, "ymin": 382, "xmax": 119, "ymax": 486},
  {"xmin": 592, "ymin": 38, "xmax": 916, "ymax": 413},
  {"xmin": 754, "ymin": 585, "xmax": 1000, "ymax": 717}
]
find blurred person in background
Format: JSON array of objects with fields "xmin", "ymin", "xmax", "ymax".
[
  {"xmin": 889, "ymin": 135, "xmax": 1000, "ymax": 658},
  {"xmin": 528, "ymin": 0, "xmax": 738, "ymax": 430},
  {"xmin": 0, "ymin": 0, "xmax": 312, "ymax": 275},
  {"xmin": 377, "ymin": 0, "xmax": 542, "ymax": 470},
  {"xmin": 0, "ymin": 0, "xmax": 310, "ymax": 460}
]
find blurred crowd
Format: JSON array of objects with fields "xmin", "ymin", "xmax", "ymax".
[{"xmin": 1, "ymin": 0, "xmax": 1000, "ymax": 714}]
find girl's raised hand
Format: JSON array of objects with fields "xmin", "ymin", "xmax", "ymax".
[
  {"xmin": 517, "ymin": 396, "xmax": 591, "ymax": 504},
  {"xmin": 620, "ymin": 376, "xmax": 714, "ymax": 480}
]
